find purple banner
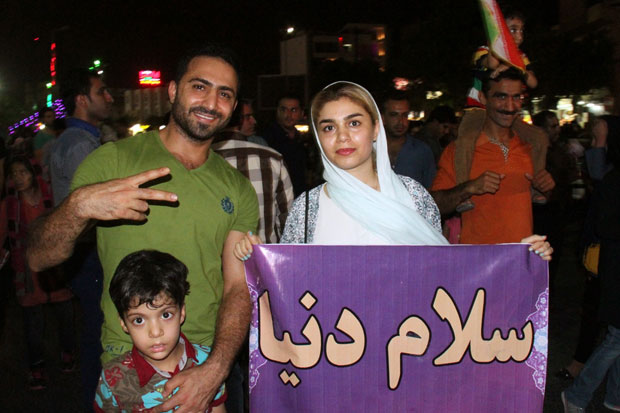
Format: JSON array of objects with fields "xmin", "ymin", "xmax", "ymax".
[{"xmin": 245, "ymin": 245, "xmax": 548, "ymax": 412}]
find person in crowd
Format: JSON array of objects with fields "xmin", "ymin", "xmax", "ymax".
[
  {"xmin": 94, "ymin": 250, "xmax": 226, "ymax": 412},
  {"xmin": 234, "ymin": 81, "xmax": 551, "ymax": 259},
  {"xmin": 381, "ymin": 90, "xmax": 436, "ymax": 189},
  {"xmin": 586, "ymin": 116, "xmax": 618, "ymax": 181},
  {"xmin": 262, "ymin": 94, "xmax": 307, "ymax": 196},
  {"xmin": 212, "ymin": 97, "xmax": 293, "ymax": 413},
  {"xmin": 26, "ymin": 44, "xmax": 258, "ymax": 413},
  {"xmin": 0, "ymin": 156, "xmax": 75, "ymax": 390},
  {"xmin": 8, "ymin": 126, "xmax": 36, "ymax": 159},
  {"xmin": 532, "ymin": 110, "xmax": 579, "ymax": 290},
  {"xmin": 558, "ymin": 116, "xmax": 619, "ymax": 382},
  {"xmin": 213, "ymin": 99, "xmax": 294, "ymax": 244},
  {"xmin": 431, "ymin": 68, "xmax": 555, "ymax": 245},
  {"xmin": 415, "ymin": 105, "xmax": 458, "ymax": 164},
  {"xmin": 33, "ymin": 107, "xmax": 57, "ymax": 164},
  {"xmin": 466, "ymin": 8, "xmax": 537, "ymax": 109},
  {"xmin": 237, "ymin": 99, "xmax": 269, "ymax": 146},
  {"xmin": 561, "ymin": 119, "xmax": 620, "ymax": 413},
  {"xmin": 48, "ymin": 68, "xmax": 113, "ymax": 411}
]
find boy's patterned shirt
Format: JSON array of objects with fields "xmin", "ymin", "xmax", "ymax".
[{"xmin": 94, "ymin": 333, "xmax": 226, "ymax": 412}]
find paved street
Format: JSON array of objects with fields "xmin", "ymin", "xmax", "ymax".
[{"xmin": 0, "ymin": 218, "xmax": 611, "ymax": 412}]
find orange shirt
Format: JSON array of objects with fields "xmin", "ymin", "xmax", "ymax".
[{"xmin": 432, "ymin": 133, "xmax": 534, "ymax": 244}]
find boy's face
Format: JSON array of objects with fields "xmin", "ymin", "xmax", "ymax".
[
  {"xmin": 120, "ymin": 293, "xmax": 186, "ymax": 371},
  {"xmin": 506, "ymin": 17, "xmax": 524, "ymax": 47}
]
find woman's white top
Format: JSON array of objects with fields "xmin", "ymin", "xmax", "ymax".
[{"xmin": 313, "ymin": 186, "xmax": 389, "ymax": 245}]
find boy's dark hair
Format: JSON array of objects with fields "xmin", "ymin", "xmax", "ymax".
[
  {"xmin": 481, "ymin": 66, "xmax": 526, "ymax": 95},
  {"xmin": 60, "ymin": 68, "xmax": 99, "ymax": 116},
  {"xmin": 175, "ymin": 44, "xmax": 241, "ymax": 89},
  {"xmin": 503, "ymin": 8, "xmax": 525, "ymax": 23},
  {"xmin": 277, "ymin": 93, "xmax": 303, "ymax": 109},
  {"xmin": 110, "ymin": 250, "xmax": 190, "ymax": 317}
]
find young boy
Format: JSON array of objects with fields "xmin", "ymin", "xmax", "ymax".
[
  {"xmin": 93, "ymin": 250, "xmax": 226, "ymax": 412},
  {"xmin": 466, "ymin": 9, "xmax": 538, "ymax": 108}
]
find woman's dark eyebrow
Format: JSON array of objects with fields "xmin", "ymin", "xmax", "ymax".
[{"xmin": 319, "ymin": 113, "xmax": 363, "ymax": 124}]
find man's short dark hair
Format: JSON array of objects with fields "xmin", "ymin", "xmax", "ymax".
[
  {"xmin": 175, "ymin": 44, "xmax": 241, "ymax": 89},
  {"xmin": 227, "ymin": 98, "xmax": 252, "ymax": 129},
  {"xmin": 39, "ymin": 107, "xmax": 55, "ymax": 119},
  {"xmin": 481, "ymin": 66, "xmax": 526, "ymax": 95},
  {"xmin": 277, "ymin": 93, "xmax": 303, "ymax": 108},
  {"xmin": 532, "ymin": 110, "xmax": 557, "ymax": 128},
  {"xmin": 109, "ymin": 250, "xmax": 190, "ymax": 317},
  {"xmin": 381, "ymin": 89, "xmax": 409, "ymax": 113},
  {"xmin": 427, "ymin": 105, "xmax": 456, "ymax": 124},
  {"xmin": 60, "ymin": 69, "xmax": 99, "ymax": 116}
]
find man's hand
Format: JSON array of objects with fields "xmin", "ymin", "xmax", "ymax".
[
  {"xmin": 526, "ymin": 170, "xmax": 555, "ymax": 193},
  {"xmin": 466, "ymin": 171, "xmax": 504, "ymax": 195},
  {"xmin": 71, "ymin": 167, "xmax": 177, "ymax": 221},
  {"xmin": 153, "ymin": 361, "xmax": 226, "ymax": 413}
]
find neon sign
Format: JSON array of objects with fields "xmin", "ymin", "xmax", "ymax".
[{"xmin": 139, "ymin": 70, "xmax": 162, "ymax": 86}]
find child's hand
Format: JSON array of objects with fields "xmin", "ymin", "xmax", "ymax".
[
  {"xmin": 490, "ymin": 63, "xmax": 510, "ymax": 79},
  {"xmin": 233, "ymin": 231, "xmax": 263, "ymax": 261},
  {"xmin": 521, "ymin": 234, "xmax": 553, "ymax": 261}
]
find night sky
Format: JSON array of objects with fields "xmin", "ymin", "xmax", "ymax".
[{"xmin": 0, "ymin": 0, "xmax": 557, "ymax": 99}]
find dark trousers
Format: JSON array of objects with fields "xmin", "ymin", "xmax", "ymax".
[
  {"xmin": 22, "ymin": 300, "xmax": 74, "ymax": 368},
  {"xmin": 574, "ymin": 275, "xmax": 603, "ymax": 363},
  {"xmin": 68, "ymin": 246, "xmax": 103, "ymax": 413}
]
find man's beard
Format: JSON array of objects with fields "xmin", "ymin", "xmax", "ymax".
[{"xmin": 171, "ymin": 100, "xmax": 228, "ymax": 142}]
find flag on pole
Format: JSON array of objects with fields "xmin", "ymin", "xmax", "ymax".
[{"xmin": 478, "ymin": 0, "xmax": 526, "ymax": 71}]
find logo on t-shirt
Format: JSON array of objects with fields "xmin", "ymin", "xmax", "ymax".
[{"xmin": 221, "ymin": 197, "xmax": 234, "ymax": 214}]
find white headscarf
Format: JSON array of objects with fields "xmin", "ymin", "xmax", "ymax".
[{"xmin": 311, "ymin": 81, "xmax": 448, "ymax": 245}]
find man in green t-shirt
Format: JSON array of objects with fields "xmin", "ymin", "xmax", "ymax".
[{"xmin": 27, "ymin": 45, "xmax": 258, "ymax": 413}]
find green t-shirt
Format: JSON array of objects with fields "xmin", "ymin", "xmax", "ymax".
[{"xmin": 71, "ymin": 131, "xmax": 258, "ymax": 362}]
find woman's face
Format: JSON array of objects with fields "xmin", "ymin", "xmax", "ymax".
[
  {"xmin": 10, "ymin": 163, "xmax": 34, "ymax": 192},
  {"xmin": 316, "ymin": 97, "xmax": 378, "ymax": 175}
]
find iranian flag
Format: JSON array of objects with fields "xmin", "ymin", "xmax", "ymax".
[{"xmin": 479, "ymin": 0, "xmax": 526, "ymax": 71}]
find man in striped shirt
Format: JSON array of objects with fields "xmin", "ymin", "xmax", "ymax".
[{"xmin": 213, "ymin": 100, "xmax": 294, "ymax": 244}]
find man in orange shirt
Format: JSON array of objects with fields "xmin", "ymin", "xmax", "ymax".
[{"xmin": 431, "ymin": 68, "xmax": 554, "ymax": 244}]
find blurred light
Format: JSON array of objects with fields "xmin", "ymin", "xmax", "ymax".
[
  {"xmin": 97, "ymin": 70, "xmax": 104, "ymax": 75},
  {"xmin": 39, "ymin": 124, "xmax": 46, "ymax": 130},
  {"xmin": 46, "ymin": 94, "xmax": 53, "ymax": 107},
  {"xmin": 139, "ymin": 70, "xmax": 162, "ymax": 86},
  {"xmin": 93, "ymin": 59, "xmax": 101, "ymax": 67},
  {"xmin": 426, "ymin": 91, "xmax": 443, "ymax": 100},
  {"xmin": 586, "ymin": 103, "xmax": 604, "ymax": 115},
  {"xmin": 556, "ymin": 98, "xmax": 573, "ymax": 111},
  {"xmin": 46, "ymin": 82, "xmax": 52, "ymax": 89},
  {"xmin": 50, "ymin": 42, "xmax": 56, "ymax": 50},
  {"xmin": 393, "ymin": 77, "xmax": 410, "ymax": 90},
  {"xmin": 34, "ymin": 37, "xmax": 40, "ymax": 41},
  {"xmin": 287, "ymin": 27, "xmax": 295, "ymax": 34},
  {"xmin": 130, "ymin": 124, "xmax": 150, "ymax": 136},
  {"xmin": 295, "ymin": 124, "xmax": 309, "ymax": 133},
  {"xmin": 577, "ymin": 100, "xmax": 586, "ymax": 105},
  {"xmin": 159, "ymin": 125, "xmax": 166, "ymax": 130}
]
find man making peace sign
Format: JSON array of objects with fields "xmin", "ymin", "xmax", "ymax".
[{"xmin": 27, "ymin": 45, "xmax": 258, "ymax": 413}]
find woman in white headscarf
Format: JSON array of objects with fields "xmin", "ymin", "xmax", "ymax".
[{"xmin": 235, "ymin": 82, "xmax": 551, "ymax": 255}]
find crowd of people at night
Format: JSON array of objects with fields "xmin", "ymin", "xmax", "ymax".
[{"xmin": 0, "ymin": 7, "xmax": 618, "ymax": 413}]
